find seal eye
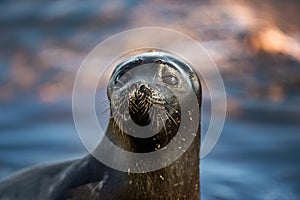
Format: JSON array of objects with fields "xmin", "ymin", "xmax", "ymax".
[
  {"xmin": 115, "ymin": 72, "xmax": 132, "ymax": 85},
  {"xmin": 162, "ymin": 75, "xmax": 179, "ymax": 86}
]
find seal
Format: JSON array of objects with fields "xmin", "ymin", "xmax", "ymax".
[{"xmin": 0, "ymin": 51, "xmax": 202, "ymax": 200}]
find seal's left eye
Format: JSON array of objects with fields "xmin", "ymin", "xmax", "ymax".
[
  {"xmin": 162, "ymin": 75, "xmax": 179, "ymax": 86},
  {"xmin": 115, "ymin": 72, "xmax": 132, "ymax": 85}
]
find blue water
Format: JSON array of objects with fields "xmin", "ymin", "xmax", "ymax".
[{"xmin": 1, "ymin": 1, "xmax": 300, "ymax": 199}]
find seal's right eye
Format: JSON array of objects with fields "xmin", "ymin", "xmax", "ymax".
[
  {"xmin": 162, "ymin": 75, "xmax": 179, "ymax": 86},
  {"xmin": 115, "ymin": 72, "xmax": 132, "ymax": 85}
]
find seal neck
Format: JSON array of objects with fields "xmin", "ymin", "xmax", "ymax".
[{"xmin": 101, "ymin": 119, "xmax": 201, "ymax": 199}]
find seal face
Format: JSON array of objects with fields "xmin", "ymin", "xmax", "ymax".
[{"xmin": 106, "ymin": 51, "xmax": 199, "ymax": 153}]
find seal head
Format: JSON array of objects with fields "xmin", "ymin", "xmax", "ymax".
[{"xmin": 106, "ymin": 52, "xmax": 200, "ymax": 154}]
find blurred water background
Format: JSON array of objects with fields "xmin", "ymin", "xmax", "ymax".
[{"xmin": 1, "ymin": 0, "xmax": 300, "ymax": 199}]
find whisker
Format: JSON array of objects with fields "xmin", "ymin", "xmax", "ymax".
[
  {"xmin": 102, "ymin": 107, "xmax": 110, "ymax": 115},
  {"xmin": 164, "ymin": 110, "xmax": 178, "ymax": 127},
  {"xmin": 99, "ymin": 98, "xmax": 110, "ymax": 104},
  {"xmin": 165, "ymin": 104, "xmax": 178, "ymax": 113},
  {"xmin": 159, "ymin": 110, "xmax": 167, "ymax": 135}
]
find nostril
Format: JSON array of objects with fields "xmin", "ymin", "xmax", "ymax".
[
  {"xmin": 139, "ymin": 84, "xmax": 145, "ymax": 91},
  {"xmin": 139, "ymin": 84, "xmax": 151, "ymax": 96}
]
